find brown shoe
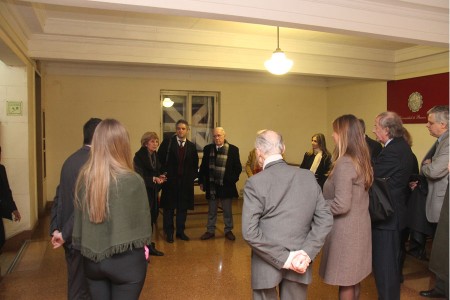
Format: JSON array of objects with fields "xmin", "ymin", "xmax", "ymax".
[
  {"xmin": 200, "ymin": 232, "xmax": 215, "ymax": 240},
  {"xmin": 225, "ymin": 231, "xmax": 236, "ymax": 241}
]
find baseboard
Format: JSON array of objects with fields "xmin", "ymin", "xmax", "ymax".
[{"xmin": 2, "ymin": 229, "xmax": 34, "ymax": 252}]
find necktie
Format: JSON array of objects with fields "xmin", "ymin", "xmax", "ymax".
[{"xmin": 179, "ymin": 140, "xmax": 184, "ymax": 148}]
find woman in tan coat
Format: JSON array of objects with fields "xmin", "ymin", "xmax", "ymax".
[{"xmin": 319, "ymin": 114, "xmax": 373, "ymax": 300}]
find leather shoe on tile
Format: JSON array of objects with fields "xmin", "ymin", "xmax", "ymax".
[
  {"xmin": 419, "ymin": 289, "xmax": 446, "ymax": 298},
  {"xmin": 200, "ymin": 232, "xmax": 215, "ymax": 240},
  {"xmin": 225, "ymin": 231, "xmax": 236, "ymax": 241},
  {"xmin": 166, "ymin": 234, "xmax": 174, "ymax": 243},
  {"xmin": 176, "ymin": 232, "xmax": 190, "ymax": 241},
  {"xmin": 149, "ymin": 243, "xmax": 164, "ymax": 256}
]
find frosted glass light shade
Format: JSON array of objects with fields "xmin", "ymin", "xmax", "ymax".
[
  {"xmin": 162, "ymin": 97, "xmax": 174, "ymax": 107},
  {"xmin": 264, "ymin": 49, "xmax": 293, "ymax": 75}
]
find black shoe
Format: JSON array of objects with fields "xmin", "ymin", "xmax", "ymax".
[
  {"xmin": 176, "ymin": 232, "xmax": 190, "ymax": 241},
  {"xmin": 419, "ymin": 289, "xmax": 446, "ymax": 298},
  {"xmin": 225, "ymin": 231, "xmax": 236, "ymax": 241},
  {"xmin": 200, "ymin": 232, "xmax": 215, "ymax": 240},
  {"xmin": 149, "ymin": 243, "xmax": 164, "ymax": 256},
  {"xmin": 166, "ymin": 234, "xmax": 174, "ymax": 243}
]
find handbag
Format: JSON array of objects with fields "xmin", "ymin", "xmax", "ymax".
[{"xmin": 369, "ymin": 177, "xmax": 394, "ymax": 222}]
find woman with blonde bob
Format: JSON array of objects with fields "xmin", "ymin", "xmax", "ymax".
[
  {"xmin": 73, "ymin": 119, "xmax": 152, "ymax": 299},
  {"xmin": 319, "ymin": 114, "xmax": 373, "ymax": 300}
]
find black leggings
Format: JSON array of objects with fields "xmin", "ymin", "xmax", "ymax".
[{"xmin": 83, "ymin": 248, "xmax": 147, "ymax": 300}]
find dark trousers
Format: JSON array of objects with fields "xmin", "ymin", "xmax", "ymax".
[
  {"xmin": 372, "ymin": 228, "xmax": 401, "ymax": 300},
  {"xmin": 408, "ymin": 229, "xmax": 427, "ymax": 256},
  {"xmin": 163, "ymin": 208, "xmax": 187, "ymax": 235},
  {"xmin": 64, "ymin": 246, "xmax": 91, "ymax": 300},
  {"xmin": 435, "ymin": 277, "xmax": 449, "ymax": 298},
  {"xmin": 83, "ymin": 248, "xmax": 147, "ymax": 300},
  {"xmin": 163, "ymin": 179, "xmax": 188, "ymax": 235},
  {"xmin": 206, "ymin": 198, "xmax": 233, "ymax": 233}
]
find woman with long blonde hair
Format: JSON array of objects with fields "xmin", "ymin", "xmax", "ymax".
[
  {"xmin": 319, "ymin": 114, "xmax": 373, "ymax": 300},
  {"xmin": 73, "ymin": 119, "xmax": 152, "ymax": 299}
]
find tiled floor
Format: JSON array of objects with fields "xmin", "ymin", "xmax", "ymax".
[{"xmin": 0, "ymin": 198, "xmax": 442, "ymax": 299}]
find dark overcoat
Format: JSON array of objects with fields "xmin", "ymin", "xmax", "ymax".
[
  {"xmin": 134, "ymin": 146, "xmax": 162, "ymax": 223},
  {"xmin": 429, "ymin": 183, "xmax": 449, "ymax": 285},
  {"xmin": 373, "ymin": 137, "xmax": 415, "ymax": 230},
  {"xmin": 0, "ymin": 164, "xmax": 18, "ymax": 249},
  {"xmin": 198, "ymin": 143, "xmax": 242, "ymax": 200},
  {"xmin": 157, "ymin": 136, "xmax": 199, "ymax": 210}
]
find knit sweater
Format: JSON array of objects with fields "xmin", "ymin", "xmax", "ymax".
[{"xmin": 73, "ymin": 172, "xmax": 152, "ymax": 262}]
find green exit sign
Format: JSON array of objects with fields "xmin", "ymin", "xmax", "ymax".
[{"xmin": 7, "ymin": 101, "xmax": 22, "ymax": 116}]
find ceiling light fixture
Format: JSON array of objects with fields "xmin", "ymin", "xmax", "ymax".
[
  {"xmin": 162, "ymin": 97, "xmax": 174, "ymax": 108},
  {"xmin": 264, "ymin": 27, "xmax": 293, "ymax": 75}
]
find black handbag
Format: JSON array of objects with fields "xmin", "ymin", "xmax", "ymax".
[{"xmin": 369, "ymin": 177, "xmax": 394, "ymax": 222}]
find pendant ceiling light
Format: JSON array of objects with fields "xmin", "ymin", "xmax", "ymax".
[{"xmin": 264, "ymin": 27, "xmax": 293, "ymax": 75}]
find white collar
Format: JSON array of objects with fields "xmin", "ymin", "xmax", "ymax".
[{"xmin": 263, "ymin": 154, "xmax": 283, "ymax": 169}]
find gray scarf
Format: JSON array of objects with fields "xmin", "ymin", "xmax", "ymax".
[{"xmin": 209, "ymin": 142, "xmax": 229, "ymax": 200}]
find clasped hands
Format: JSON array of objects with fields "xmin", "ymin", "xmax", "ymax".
[
  {"xmin": 153, "ymin": 174, "xmax": 167, "ymax": 184},
  {"xmin": 289, "ymin": 250, "xmax": 311, "ymax": 274}
]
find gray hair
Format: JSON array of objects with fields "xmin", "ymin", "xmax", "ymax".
[
  {"xmin": 428, "ymin": 105, "xmax": 449, "ymax": 129},
  {"xmin": 255, "ymin": 130, "xmax": 284, "ymax": 155},
  {"xmin": 214, "ymin": 127, "xmax": 226, "ymax": 135},
  {"xmin": 376, "ymin": 111, "xmax": 404, "ymax": 139}
]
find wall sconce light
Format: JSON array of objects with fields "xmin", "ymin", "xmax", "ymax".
[
  {"xmin": 162, "ymin": 97, "xmax": 174, "ymax": 108},
  {"xmin": 264, "ymin": 27, "xmax": 293, "ymax": 75}
]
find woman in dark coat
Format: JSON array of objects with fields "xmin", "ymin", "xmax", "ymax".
[
  {"xmin": 0, "ymin": 146, "xmax": 21, "ymax": 251},
  {"xmin": 134, "ymin": 132, "xmax": 167, "ymax": 256},
  {"xmin": 300, "ymin": 133, "xmax": 332, "ymax": 189}
]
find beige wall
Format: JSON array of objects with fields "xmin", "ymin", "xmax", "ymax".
[
  {"xmin": 0, "ymin": 61, "xmax": 36, "ymax": 237},
  {"xmin": 43, "ymin": 63, "xmax": 448, "ymax": 202},
  {"xmin": 43, "ymin": 64, "xmax": 329, "ymax": 199}
]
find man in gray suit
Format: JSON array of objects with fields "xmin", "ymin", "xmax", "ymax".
[
  {"xmin": 417, "ymin": 105, "xmax": 449, "ymax": 299},
  {"xmin": 50, "ymin": 117, "xmax": 101, "ymax": 300},
  {"xmin": 242, "ymin": 129, "xmax": 333, "ymax": 300},
  {"xmin": 422, "ymin": 105, "xmax": 449, "ymax": 224}
]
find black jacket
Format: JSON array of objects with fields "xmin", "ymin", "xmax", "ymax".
[
  {"xmin": 0, "ymin": 164, "xmax": 18, "ymax": 249},
  {"xmin": 50, "ymin": 145, "xmax": 90, "ymax": 247},
  {"xmin": 198, "ymin": 143, "xmax": 242, "ymax": 200},
  {"xmin": 157, "ymin": 136, "xmax": 199, "ymax": 210},
  {"xmin": 373, "ymin": 137, "xmax": 415, "ymax": 230},
  {"xmin": 299, "ymin": 152, "xmax": 331, "ymax": 189}
]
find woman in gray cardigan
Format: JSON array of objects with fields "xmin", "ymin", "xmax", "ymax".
[{"xmin": 73, "ymin": 119, "xmax": 152, "ymax": 300}]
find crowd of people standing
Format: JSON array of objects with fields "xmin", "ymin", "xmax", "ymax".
[{"xmin": 43, "ymin": 104, "xmax": 448, "ymax": 300}]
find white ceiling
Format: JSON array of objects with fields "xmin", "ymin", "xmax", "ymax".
[{"xmin": 1, "ymin": 0, "xmax": 448, "ymax": 80}]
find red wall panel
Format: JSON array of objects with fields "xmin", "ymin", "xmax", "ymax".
[{"xmin": 387, "ymin": 73, "xmax": 449, "ymax": 124}]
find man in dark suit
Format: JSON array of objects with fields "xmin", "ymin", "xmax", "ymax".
[
  {"xmin": 242, "ymin": 130, "xmax": 333, "ymax": 300},
  {"xmin": 158, "ymin": 119, "xmax": 199, "ymax": 243},
  {"xmin": 198, "ymin": 127, "xmax": 242, "ymax": 241},
  {"xmin": 50, "ymin": 117, "xmax": 101, "ymax": 300},
  {"xmin": 359, "ymin": 118, "xmax": 382, "ymax": 162},
  {"xmin": 0, "ymin": 146, "xmax": 21, "ymax": 251},
  {"xmin": 372, "ymin": 112, "xmax": 415, "ymax": 300}
]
